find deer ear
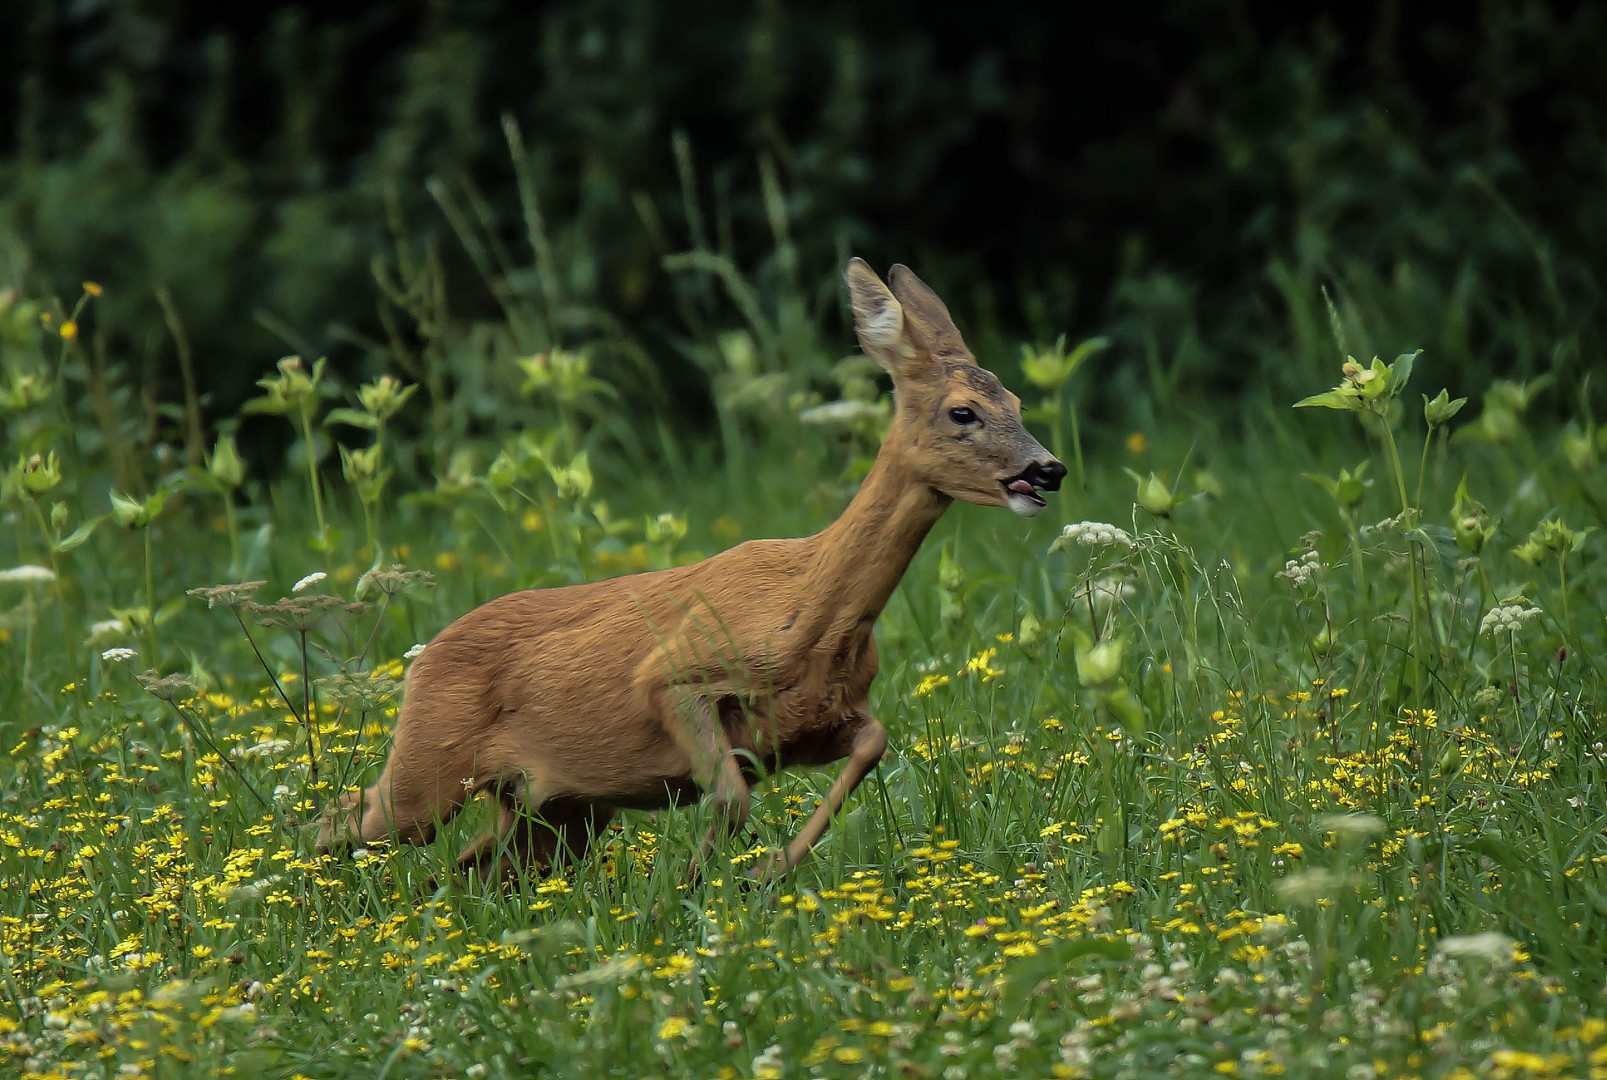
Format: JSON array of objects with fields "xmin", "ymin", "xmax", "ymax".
[
  {"xmin": 846, "ymin": 258, "xmax": 923, "ymax": 378},
  {"xmin": 887, "ymin": 264, "xmax": 970, "ymax": 361}
]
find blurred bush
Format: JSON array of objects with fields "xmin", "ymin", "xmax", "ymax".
[{"xmin": 0, "ymin": 0, "xmax": 1601, "ymax": 452}]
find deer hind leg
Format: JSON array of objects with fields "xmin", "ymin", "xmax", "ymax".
[{"xmin": 753, "ymin": 711, "xmax": 888, "ymax": 881}]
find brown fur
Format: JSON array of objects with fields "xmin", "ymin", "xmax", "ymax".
[{"xmin": 314, "ymin": 259, "xmax": 1064, "ymax": 881}]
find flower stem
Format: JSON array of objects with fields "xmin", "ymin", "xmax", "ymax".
[
  {"xmin": 1378, "ymin": 417, "xmax": 1424, "ymax": 712},
  {"xmin": 299, "ymin": 407, "xmax": 329, "ymax": 542},
  {"xmin": 223, "ymin": 490, "xmax": 240, "ymax": 577},
  {"xmin": 143, "ymin": 528, "xmax": 158, "ymax": 662},
  {"xmin": 27, "ymin": 498, "xmax": 73, "ymax": 660}
]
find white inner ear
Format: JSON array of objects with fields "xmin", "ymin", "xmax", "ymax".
[{"xmin": 860, "ymin": 297, "xmax": 903, "ymax": 348}]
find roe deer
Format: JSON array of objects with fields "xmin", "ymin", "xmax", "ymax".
[{"xmin": 315, "ymin": 259, "xmax": 1066, "ymax": 881}]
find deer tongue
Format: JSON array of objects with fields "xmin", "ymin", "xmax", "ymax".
[{"xmin": 1008, "ymin": 479, "xmax": 1036, "ymax": 495}]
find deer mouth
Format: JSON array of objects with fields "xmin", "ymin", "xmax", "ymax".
[{"xmin": 1002, "ymin": 472, "xmax": 1049, "ymax": 515}]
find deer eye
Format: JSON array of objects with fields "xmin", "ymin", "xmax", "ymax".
[{"xmin": 948, "ymin": 406, "xmax": 979, "ymax": 426}]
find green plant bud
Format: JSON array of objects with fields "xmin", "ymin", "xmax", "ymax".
[
  {"xmin": 50, "ymin": 501, "xmax": 69, "ymax": 530},
  {"xmin": 0, "ymin": 370, "xmax": 52, "ymax": 412},
  {"xmin": 16, "ymin": 451, "xmax": 62, "ymax": 496},
  {"xmin": 1131, "ymin": 471, "xmax": 1175, "ymax": 518},
  {"xmin": 1016, "ymin": 611, "xmax": 1043, "ymax": 650},
  {"xmin": 1099, "ymin": 682, "xmax": 1147, "ymax": 737},
  {"xmin": 1562, "ymin": 425, "xmax": 1598, "ymax": 472},
  {"xmin": 718, "ymin": 332, "xmax": 757, "ymax": 378},
  {"xmin": 646, "ymin": 512, "xmax": 687, "ymax": 545},
  {"xmin": 209, "ymin": 434, "xmax": 245, "ymax": 489},
  {"xmin": 1438, "ymin": 742, "xmax": 1462, "ymax": 777},
  {"xmin": 486, "ymin": 449, "xmax": 518, "ymax": 492},
  {"xmin": 1020, "ymin": 335, "xmax": 1108, "ymax": 391},
  {"xmin": 1510, "ymin": 537, "xmax": 1546, "ymax": 567},
  {"xmin": 356, "ymin": 374, "xmax": 418, "ymax": 425},
  {"xmin": 1450, "ymin": 476, "xmax": 1495, "ymax": 555},
  {"xmin": 110, "ymin": 488, "xmax": 167, "ymax": 529},
  {"xmin": 1422, "ymin": 388, "xmax": 1467, "ymax": 428},
  {"xmin": 1536, "ymin": 517, "xmax": 1588, "ymax": 556},
  {"xmin": 550, "ymin": 451, "xmax": 593, "ymax": 502},
  {"xmin": 245, "ymin": 355, "xmax": 326, "ymax": 417},
  {"xmin": 938, "ymin": 545, "xmax": 965, "ymax": 593},
  {"xmin": 1096, "ymin": 815, "xmax": 1121, "ymax": 857},
  {"xmin": 1073, "ymin": 629, "xmax": 1126, "ymax": 688}
]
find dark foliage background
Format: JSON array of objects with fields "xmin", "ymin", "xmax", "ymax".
[{"xmin": 2, "ymin": 0, "xmax": 1603, "ymax": 447}]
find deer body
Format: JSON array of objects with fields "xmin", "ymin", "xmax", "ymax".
[{"xmin": 317, "ymin": 260, "xmax": 1064, "ymax": 879}]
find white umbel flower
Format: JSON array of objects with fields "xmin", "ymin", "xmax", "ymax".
[
  {"xmin": 292, "ymin": 571, "xmax": 327, "ymax": 593},
  {"xmin": 0, "ymin": 565, "xmax": 55, "ymax": 585},
  {"xmin": 1435, "ymin": 931, "xmax": 1512, "ymax": 963},
  {"xmin": 100, "ymin": 647, "xmax": 137, "ymax": 663},
  {"xmin": 1478, "ymin": 602, "xmax": 1543, "ymax": 636},
  {"xmin": 1050, "ymin": 521, "xmax": 1135, "ymax": 553},
  {"xmin": 1275, "ymin": 550, "xmax": 1322, "ymax": 588}
]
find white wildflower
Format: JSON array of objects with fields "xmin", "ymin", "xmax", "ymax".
[
  {"xmin": 798, "ymin": 400, "xmax": 884, "ymax": 426},
  {"xmin": 752, "ymin": 1044, "xmax": 784, "ymax": 1079},
  {"xmin": 0, "ymin": 565, "xmax": 55, "ymax": 585},
  {"xmin": 1051, "ymin": 521, "xmax": 1136, "ymax": 554},
  {"xmin": 100, "ymin": 647, "xmax": 137, "ymax": 663},
  {"xmin": 1318, "ymin": 812, "xmax": 1386, "ymax": 837},
  {"xmin": 1435, "ymin": 931, "xmax": 1513, "ymax": 963},
  {"xmin": 1360, "ymin": 512, "xmax": 1408, "ymax": 536},
  {"xmin": 232, "ymin": 739, "xmax": 290, "ymax": 760},
  {"xmin": 404, "ymin": 643, "xmax": 427, "ymax": 660},
  {"xmin": 292, "ymin": 571, "xmax": 327, "ymax": 593},
  {"xmin": 1478, "ymin": 602, "xmax": 1543, "ymax": 636},
  {"xmin": 1275, "ymin": 549, "xmax": 1322, "ymax": 588},
  {"xmin": 86, "ymin": 619, "xmax": 127, "ymax": 647}
]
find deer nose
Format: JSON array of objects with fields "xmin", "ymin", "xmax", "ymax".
[{"xmin": 1024, "ymin": 459, "xmax": 1067, "ymax": 492}]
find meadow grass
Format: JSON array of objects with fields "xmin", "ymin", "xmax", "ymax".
[{"xmin": 1, "ymin": 341, "xmax": 1605, "ymax": 1080}]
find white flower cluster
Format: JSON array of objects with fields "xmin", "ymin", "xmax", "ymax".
[
  {"xmin": 0, "ymin": 565, "xmax": 55, "ymax": 585},
  {"xmin": 1435, "ymin": 930, "xmax": 1512, "ymax": 963},
  {"xmin": 232, "ymin": 739, "xmax": 291, "ymax": 760},
  {"xmin": 292, "ymin": 571, "xmax": 327, "ymax": 593},
  {"xmin": 751, "ymin": 1044, "xmax": 784, "ymax": 1078},
  {"xmin": 1360, "ymin": 511, "xmax": 1409, "ymax": 537},
  {"xmin": 1052, "ymin": 521, "xmax": 1135, "ymax": 553},
  {"xmin": 1275, "ymin": 550, "xmax": 1322, "ymax": 588},
  {"xmin": 1478, "ymin": 602, "xmax": 1543, "ymax": 636},
  {"xmin": 404, "ymin": 643, "xmax": 427, "ymax": 660},
  {"xmin": 100, "ymin": 647, "xmax": 137, "ymax": 663},
  {"xmin": 797, "ymin": 399, "xmax": 884, "ymax": 426}
]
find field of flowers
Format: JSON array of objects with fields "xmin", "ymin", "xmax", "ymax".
[{"xmin": 2, "ymin": 283, "xmax": 1606, "ymax": 1079}]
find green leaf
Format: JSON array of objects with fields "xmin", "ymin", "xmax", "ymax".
[
  {"xmin": 1294, "ymin": 390, "xmax": 1358, "ymax": 411},
  {"xmin": 52, "ymin": 515, "xmax": 105, "ymax": 554},
  {"xmin": 324, "ymin": 407, "xmax": 378, "ymax": 430},
  {"xmin": 1387, "ymin": 350, "xmax": 1419, "ymax": 398}
]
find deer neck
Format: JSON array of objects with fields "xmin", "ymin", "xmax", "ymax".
[{"xmin": 803, "ymin": 423, "xmax": 950, "ymax": 632}]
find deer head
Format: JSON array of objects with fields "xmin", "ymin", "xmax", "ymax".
[{"xmin": 845, "ymin": 258, "xmax": 1067, "ymax": 516}]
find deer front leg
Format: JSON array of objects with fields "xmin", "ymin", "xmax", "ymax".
[
  {"xmin": 649, "ymin": 684, "xmax": 752, "ymax": 870},
  {"xmin": 752, "ymin": 710, "xmax": 888, "ymax": 881}
]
